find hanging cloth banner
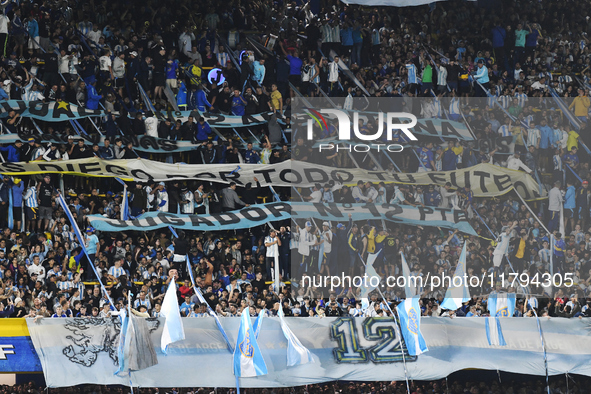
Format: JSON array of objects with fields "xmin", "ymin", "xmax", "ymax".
[
  {"xmin": 0, "ymin": 100, "xmax": 273, "ymax": 128},
  {"xmin": 87, "ymin": 202, "xmax": 291, "ymax": 232},
  {"xmin": 0, "ymin": 100, "xmax": 103, "ymax": 121},
  {"xmin": 86, "ymin": 202, "xmax": 476, "ymax": 234},
  {"xmin": 0, "ymin": 160, "xmax": 544, "ymax": 199},
  {"xmin": 1, "ymin": 132, "xmax": 217, "ymax": 154},
  {"xmin": 25, "ymin": 317, "xmax": 591, "ymax": 388}
]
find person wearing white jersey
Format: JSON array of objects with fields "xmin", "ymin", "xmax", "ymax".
[
  {"xmin": 264, "ymin": 229, "xmax": 281, "ymax": 280},
  {"xmin": 548, "ymin": 181, "xmax": 563, "ymax": 233},
  {"xmin": 328, "ymin": 56, "xmax": 339, "ymax": 94},
  {"xmin": 155, "ymin": 182, "xmax": 168, "ymax": 212},
  {"xmin": 144, "ymin": 111, "xmax": 159, "ymax": 138},
  {"xmin": 436, "ymin": 60, "xmax": 448, "ymax": 95},
  {"xmin": 507, "ymin": 151, "xmax": 532, "ymax": 174},
  {"xmin": 98, "ymin": 49, "xmax": 113, "ymax": 81},
  {"xmin": 0, "ymin": 12, "xmax": 8, "ymax": 58},
  {"xmin": 180, "ymin": 187, "xmax": 194, "ymax": 214},
  {"xmin": 493, "ymin": 220, "xmax": 517, "ymax": 269}
]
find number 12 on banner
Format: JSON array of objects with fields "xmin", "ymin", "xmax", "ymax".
[{"xmin": 330, "ymin": 318, "xmax": 417, "ymax": 364}]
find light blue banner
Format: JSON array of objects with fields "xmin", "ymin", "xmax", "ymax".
[
  {"xmin": 0, "ymin": 100, "xmax": 103, "ymax": 121},
  {"xmin": 87, "ymin": 202, "xmax": 476, "ymax": 235},
  {"xmin": 87, "ymin": 202, "xmax": 292, "ymax": 232},
  {"xmin": 0, "ymin": 100, "xmax": 273, "ymax": 128}
]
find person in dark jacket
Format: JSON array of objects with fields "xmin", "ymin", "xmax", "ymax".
[
  {"xmin": 242, "ymin": 177, "xmax": 261, "ymax": 205},
  {"xmin": 167, "ymin": 181, "xmax": 181, "ymax": 214}
]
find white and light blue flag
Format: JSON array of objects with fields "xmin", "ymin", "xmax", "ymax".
[
  {"xmin": 252, "ymin": 309, "xmax": 265, "ymax": 339},
  {"xmin": 485, "ymin": 316, "xmax": 507, "ymax": 346},
  {"xmin": 400, "ymin": 251, "xmax": 417, "ymax": 298},
  {"xmin": 160, "ymin": 277, "xmax": 185, "ymax": 354},
  {"xmin": 440, "ymin": 243, "xmax": 470, "ymax": 311},
  {"xmin": 278, "ymin": 304, "xmax": 314, "ymax": 367},
  {"xmin": 233, "ymin": 307, "xmax": 268, "ymax": 377},
  {"xmin": 485, "ymin": 292, "xmax": 516, "ymax": 346},
  {"xmin": 360, "ymin": 251, "xmax": 381, "ymax": 310},
  {"xmin": 487, "ymin": 293, "xmax": 516, "ymax": 317},
  {"xmin": 396, "ymin": 297, "xmax": 428, "ymax": 356}
]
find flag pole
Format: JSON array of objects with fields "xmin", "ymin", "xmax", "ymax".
[
  {"xmin": 56, "ymin": 192, "xmax": 116, "ymax": 308},
  {"xmin": 357, "ymin": 252, "xmax": 411, "ymax": 394}
]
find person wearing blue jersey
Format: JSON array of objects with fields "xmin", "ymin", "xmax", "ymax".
[
  {"xmin": 538, "ymin": 118, "xmax": 554, "ymax": 172},
  {"xmin": 165, "ymin": 58, "xmax": 179, "ymax": 92},
  {"xmin": 405, "ymin": 59, "xmax": 419, "ymax": 95},
  {"xmin": 196, "ymin": 85, "xmax": 213, "ymax": 112},
  {"xmin": 231, "ymin": 89, "xmax": 247, "ymax": 116},
  {"xmin": 84, "ymin": 227, "xmax": 99, "ymax": 280},
  {"xmin": 474, "ymin": 59, "xmax": 489, "ymax": 97},
  {"xmin": 0, "ymin": 140, "xmax": 22, "ymax": 163},
  {"xmin": 10, "ymin": 178, "xmax": 24, "ymax": 232},
  {"xmin": 564, "ymin": 179, "xmax": 576, "ymax": 234},
  {"xmin": 243, "ymin": 142, "xmax": 260, "ymax": 164},
  {"xmin": 416, "ymin": 142, "xmax": 435, "ymax": 172},
  {"xmin": 442, "ymin": 141, "xmax": 458, "ymax": 171},
  {"xmin": 176, "ymin": 80, "xmax": 188, "ymax": 110},
  {"xmin": 195, "ymin": 117, "xmax": 211, "ymax": 143}
]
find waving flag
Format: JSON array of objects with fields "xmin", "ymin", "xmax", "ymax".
[
  {"xmin": 278, "ymin": 304, "xmax": 314, "ymax": 367},
  {"xmin": 485, "ymin": 292, "xmax": 516, "ymax": 346},
  {"xmin": 485, "ymin": 316, "xmax": 507, "ymax": 346},
  {"xmin": 396, "ymin": 296, "xmax": 428, "ymax": 356},
  {"xmin": 115, "ymin": 293, "xmax": 158, "ymax": 376},
  {"xmin": 7, "ymin": 187, "xmax": 13, "ymax": 230},
  {"xmin": 488, "ymin": 293, "xmax": 516, "ymax": 317},
  {"xmin": 440, "ymin": 243, "xmax": 470, "ymax": 311},
  {"xmin": 160, "ymin": 278, "xmax": 185, "ymax": 354},
  {"xmin": 400, "ymin": 251, "xmax": 417, "ymax": 298},
  {"xmin": 115, "ymin": 308, "xmax": 129, "ymax": 375},
  {"xmin": 359, "ymin": 251, "xmax": 381, "ymax": 300},
  {"xmin": 57, "ymin": 193, "xmax": 115, "ymax": 308},
  {"xmin": 233, "ymin": 307, "xmax": 267, "ymax": 377},
  {"xmin": 252, "ymin": 310, "xmax": 265, "ymax": 339},
  {"xmin": 186, "ymin": 256, "xmax": 233, "ymax": 352}
]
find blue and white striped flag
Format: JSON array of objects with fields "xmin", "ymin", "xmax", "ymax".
[
  {"xmin": 485, "ymin": 317, "xmax": 507, "ymax": 346},
  {"xmin": 278, "ymin": 304, "xmax": 314, "ymax": 367},
  {"xmin": 115, "ymin": 309, "xmax": 129, "ymax": 375},
  {"xmin": 252, "ymin": 309, "xmax": 264, "ymax": 339},
  {"xmin": 488, "ymin": 293, "xmax": 516, "ymax": 317},
  {"xmin": 440, "ymin": 243, "xmax": 470, "ymax": 311},
  {"xmin": 396, "ymin": 297, "xmax": 428, "ymax": 356},
  {"xmin": 400, "ymin": 251, "xmax": 417, "ymax": 298},
  {"xmin": 7, "ymin": 187, "xmax": 13, "ymax": 230},
  {"xmin": 160, "ymin": 277, "xmax": 185, "ymax": 354},
  {"xmin": 233, "ymin": 307, "xmax": 268, "ymax": 377},
  {"xmin": 359, "ymin": 251, "xmax": 381, "ymax": 300},
  {"xmin": 484, "ymin": 293, "xmax": 515, "ymax": 346}
]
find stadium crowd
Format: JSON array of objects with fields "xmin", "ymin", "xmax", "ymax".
[{"xmin": 0, "ymin": 0, "xmax": 589, "ymax": 325}]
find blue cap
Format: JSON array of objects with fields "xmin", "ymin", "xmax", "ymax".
[
  {"xmin": 86, "ymin": 227, "xmax": 94, "ymax": 233},
  {"xmin": 107, "ymin": 191, "xmax": 113, "ymax": 196},
  {"xmin": 336, "ymin": 223, "xmax": 345, "ymax": 229},
  {"xmin": 305, "ymin": 221, "xmax": 312, "ymax": 227}
]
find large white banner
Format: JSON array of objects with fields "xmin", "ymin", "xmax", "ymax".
[
  {"xmin": 0, "ymin": 160, "xmax": 543, "ymax": 199},
  {"xmin": 27, "ymin": 317, "xmax": 591, "ymax": 388}
]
